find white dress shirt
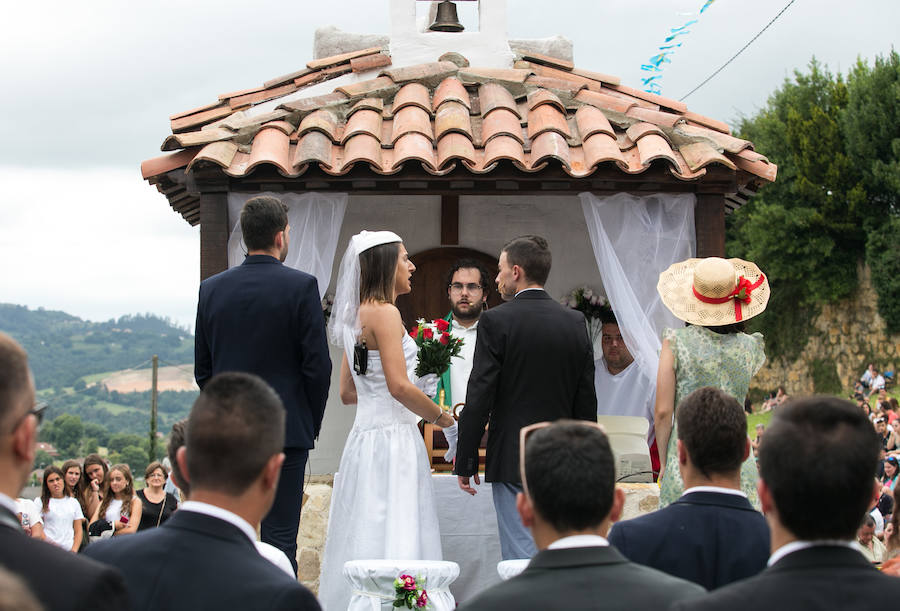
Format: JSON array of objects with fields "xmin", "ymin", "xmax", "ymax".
[
  {"xmin": 767, "ymin": 539, "xmax": 861, "ymax": 567},
  {"xmin": 594, "ymin": 358, "xmax": 656, "ymax": 440},
  {"xmin": 449, "ymin": 317, "xmax": 479, "ymax": 409},
  {"xmin": 547, "ymin": 534, "xmax": 610, "ymax": 550}
]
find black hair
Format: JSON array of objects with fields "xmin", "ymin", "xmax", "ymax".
[
  {"xmin": 359, "ymin": 242, "xmax": 401, "ymax": 303},
  {"xmin": 524, "ymin": 421, "xmax": 615, "ymax": 532},
  {"xmin": 240, "ymin": 196, "xmax": 288, "ymax": 251},
  {"xmin": 444, "ymin": 258, "xmax": 491, "ymax": 296},
  {"xmin": 677, "ymin": 387, "xmax": 747, "ymax": 478},
  {"xmin": 186, "ymin": 373, "xmax": 285, "ymax": 496},
  {"xmin": 167, "ymin": 419, "xmax": 188, "ymax": 493},
  {"xmin": 759, "ymin": 396, "xmax": 880, "ymax": 541},
  {"xmin": 600, "ymin": 308, "xmax": 618, "ymax": 325},
  {"xmin": 502, "ymin": 235, "xmax": 551, "ymax": 286}
]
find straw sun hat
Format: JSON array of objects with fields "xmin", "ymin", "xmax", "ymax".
[{"xmin": 657, "ymin": 257, "xmax": 770, "ymax": 326}]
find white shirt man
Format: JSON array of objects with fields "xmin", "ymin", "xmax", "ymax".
[{"xmin": 594, "ymin": 320, "xmax": 655, "ymax": 440}]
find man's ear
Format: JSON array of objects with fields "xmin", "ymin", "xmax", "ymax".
[
  {"xmin": 273, "ymin": 230, "xmax": 285, "ymax": 251},
  {"xmin": 608, "ymin": 487, "xmax": 626, "ymax": 523},
  {"xmin": 176, "ymin": 446, "xmax": 190, "ymax": 484},
  {"xmin": 516, "ymin": 492, "xmax": 535, "ymax": 528},
  {"xmin": 262, "ymin": 452, "xmax": 285, "ymax": 492},
  {"xmin": 742, "ymin": 437, "xmax": 751, "ymax": 462},
  {"xmin": 758, "ymin": 479, "xmax": 774, "ymax": 516},
  {"xmin": 677, "ymin": 439, "xmax": 688, "ymax": 468},
  {"xmin": 11, "ymin": 415, "xmax": 37, "ymax": 465}
]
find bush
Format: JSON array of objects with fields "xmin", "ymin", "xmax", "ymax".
[
  {"xmin": 866, "ymin": 216, "xmax": 900, "ymax": 333},
  {"xmin": 809, "ymin": 358, "xmax": 842, "ymax": 394}
]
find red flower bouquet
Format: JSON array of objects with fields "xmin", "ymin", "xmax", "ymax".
[{"xmin": 409, "ymin": 319, "xmax": 463, "ymax": 378}]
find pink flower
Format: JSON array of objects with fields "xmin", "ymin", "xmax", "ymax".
[
  {"xmin": 416, "ymin": 591, "xmax": 428, "ymax": 607},
  {"xmin": 401, "ymin": 575, "xmax": 416, "ymax": 591}
]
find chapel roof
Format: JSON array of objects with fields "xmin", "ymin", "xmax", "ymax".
[{"xmin": 142, "ymin": 46, "xmax": 776, "ymax": 226}]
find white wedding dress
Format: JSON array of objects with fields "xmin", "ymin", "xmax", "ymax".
[{"xmin": 318, "ymin": 333, "xmax": 443, "ymax": 611}]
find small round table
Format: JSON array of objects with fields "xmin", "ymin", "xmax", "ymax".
[
  {"xmin": 343, "ymin": 559, "xmax": 460, "ymax": 610},
  {"xmin": 496, "ymin": 558, "xmax": 529, "ymax": 581}
]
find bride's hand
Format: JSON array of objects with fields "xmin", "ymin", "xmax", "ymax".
[
  {"xmin": 414, "ymin": 373, "xmax": 439, "ymax": 399},
  {"xmin": 443, "ymin": 422, "xmax": 459, "ymax": 462}
]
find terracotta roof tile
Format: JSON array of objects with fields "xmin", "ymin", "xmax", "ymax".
[
  {"xmin": 483, "ymin": 134, "xmax": 526, "ymax": 167},
  {"xmin": 265, "ymin": 67, "xmax": 314, "ymax": 89},
  {"xmin": 393, "ymin": 132, "xmax": 437, "ymax": 170},
  {"xmin": 679, "ymin": 141, "xmax": 737, "ymax": 172},
  {"xmin": 517, "ymin": 62, "xmax": 604, "ymax": 94},
  {"xmin": 381, "ymin": 61, "xmax": 459, "ymax": 87},
  {"xmin": 294, "ymin": 70, "xmax": 329, "ymax": 88},
  {"xmin": 527, "ymin": 89, "xmax": 566, "ymax": 113},
  {"xmin": 626, "ymin": 122, "xmax": 669, "ymax": 144},
  {"xmin": 228, "ymin": 82, "xmax": 299, "ymax": 110},
  {"xmin": 342, "ymin": 133, "xmax": 383, "ymax": 171},
  {"xmin": 245, "ymin": 126, "xmax": 293, "ymax": 175},
  {"xmin": 434, "ymin": 100, "xmax": 472, "ymax": 140},
  {"xmin": 218, "ymin": 85, "xmax": 266, "ymax": 101},
  {"xmin": 341, "ymin": 108, "xmax": 383, "ymax": 143},
  {"xmin": 530, "ymin": 131, "xmax": 571, "ymax": 169},
  {"xmin": 293, "ymin": 131, "xmax": 333, "ymax": 169},
  {"xmin": 482, "ymin": 108, "xmax": 524, "ymax": 144},
  {"xmin": 162, "ymin": 127, "xmax": 234, "ymax": 152},
  {"xmin": 569, "ymin": 67, "xmax": 621, "ymax": 87},
  {"xmin": 675, "ymin": 123, "xmax": 751, "ymax": 154},
  {"xmin": 575, "ymin": 105, "xmax": 615, "ymax": 140},
  {"xmin": 574, "ymin": 89, "xmax": 635, "ymax": 115},
  {"xmin": 348, "ymin": 97, "xmax": 384, "ymax": 116},
  {"xmin": 479, "ymin": 82, "xmax": 521, "ymax": 118},
  {"xmin": 635, "ymin": 132, "xmax": 679, "ymax": 168},
  {"xmin": 457, "ymin": 67, "xmax": 531, "ymax": 85},
  {"xmin": 393, "ymin": 83, "xmax": 433, "ymax": 114},
  {"xmin": 512, "ymin": 49, "xmax": 574, "ymax": 72},
  {"xmin": 169, "ymin": 101, "xmax": 229, "ymax": 122},
  {"xmin": 433, "ymin": 77, "xmax": 471, "ymax": 110},
  {"xmin": 436, "ymin": 132, "xmax": 476, "ymax": 169},
  {"xmin": 527, "ymin": 104, "xmax": 570, "ymax": 140},
  {"xmin": 187, "ymin": 141, "xmax": 239, "ymax": 172},
  {"xmin": 626, "ymin": 106, "xmax": 684, "ymax": 129},
  {"xmin": 524, "ymin": 75, "xmax": 585, "ymax": 95},
  {"xmin": 141, "ymin": 149, "xmax": 198, "ymax": 180},
  {"xmin": 279, "ymin": 92, "xmax": 349, "ymax": 114},
  {"xmin": 170, "ymin": 105, "xmax": 233, "ymax": 133},
  {"xmin": 351, "ymin": 53, "xmax": 392, "ymax": 73},
  {"xmin": 682, "ymin": 110, "xmax": 731, "ymax": 134},
  {"xmin": 306, "ymin": 46, "xmax": 384, "ymax": 71},
  {"xmin": 391, "ymin": 105, "xmax": 434, "ymax": 143},
  {"xmin": 734, "ymin": 148, "xmax": 777, "ymax": 182},
  {"xmin": 298, "ymin": 110, "xmax": 340, "ymax": 140},
  {"xmin": 582, "ymin": 132, "xmax": 627, "ymax": 170},
  {"xmin": 321, "ymin": 64, "xmax": 354, "ymax": 79},
  {"xmin": 605, "ymin": 83, "xmax": 687, "ymax": 114}
]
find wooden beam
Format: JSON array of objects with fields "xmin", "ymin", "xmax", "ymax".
[
  {"xmin": 199, "ymin": 192, "xmax": 229, "ymax": 280},
  {"xmin": 441, "ymin": 195, "xmax": 459, "ymax": 245},
  {"xmin": 695, "ymin": 192, "xmax": 725, "ymax": 257}
]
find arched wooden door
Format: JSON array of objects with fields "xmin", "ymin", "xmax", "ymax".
[{"xmin": 396, "ymin": 247, "xmax": 504, "ymax": 327}]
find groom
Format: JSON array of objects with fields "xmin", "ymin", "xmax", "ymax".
[{"xmin": 455, "ymin": 235, "xmax": 597, "ymax": 559}]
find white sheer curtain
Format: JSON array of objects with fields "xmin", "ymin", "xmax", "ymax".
[
  {"xmin": 579, "ymin": 192, "xmax": 696, "ymax": 392},
  {"xmin": 227, "ymin": 192, "xmax": 348, "ymax": 299}
]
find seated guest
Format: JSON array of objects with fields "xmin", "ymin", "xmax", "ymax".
[
  {"xmin": 858, "ymin": 514, "xmax": 886, "ymax": 563},
  {"xmin": 458, "ymin": 420, "xmax": 704, "ymax": 610},
  {"xmin": 871, "ymin": 369, "xmax": 887, "ymax": 396},
  {"xmin": 136, "ymin": 461, "xmax": 178, "ymax": 531},
  {"xmin": 672, "ymin": 396, "xmax": 900, "ymax": 611},
  {"xmin": 85, "ymin": 372, "xmax": 320, "ymax": 610},
  {"xmin": 861, "ymin": 363, "xmax": 876, "ymax": 391},
  {"xmin": 166, "ymin": 418, "xmax": 294, "ymax": 576},
  {"xmin": 593, "ymin": 309, "xmax": 659, "ymax": 477},
  {"xmin": 609, "ymin": 387, "xmax": 769, "ymax": 589},
  {"xmin": 0, "ymin": 331, "xmax": 129, "ymax": 611}
]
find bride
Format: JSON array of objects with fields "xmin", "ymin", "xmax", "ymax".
[{"xmin": 318, "ymin": 230, "xmax": 456, "ymax": 611}]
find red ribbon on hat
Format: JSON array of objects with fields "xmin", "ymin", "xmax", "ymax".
[{"xmin": 692, "ymin": 274, "xmax": 766, "ymax": 322}]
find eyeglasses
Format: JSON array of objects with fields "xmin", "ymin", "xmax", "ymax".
[
  {"xmin": 518, "ymin": 420, "xmax": 606, "ymax": 498},
  {"xmin": 449, "ymin": 282, "xmax": 483, "ymax": 293},
  {"xmin": 9, "ymin": 402, "xmax": 47, "ymax": 434}
]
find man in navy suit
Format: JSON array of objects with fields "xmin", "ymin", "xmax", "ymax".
[
  {"xmin": 86, "ymin": 372, "xmax": 320, "ymax": 611},
  {"xmin": 673, "ymin": 396, "xmax": 900, "ymax": 611},
  {"xmin": 609, "ymin": 387, "xmax": 769, "ymax": 589},
  {"xmin": 0, "ymin": 332, "xmax": 129, "ymax": 611},
  {"xmin": 194, "ymin": 195, "xmax": 331, "ymax": 574}
]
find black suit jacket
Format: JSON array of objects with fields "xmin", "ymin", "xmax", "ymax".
[
  {"xmin": 671, "ymin": 545, "xmax": 900, "ymax": 611},
  {"xmin": 456, "ymin": 290, "xmax": 596, "ymax": 482},
  {"xmin": 0, "ymin": 506, "xmax": 129, "ymax": 611},
  {"xmin": 84, "ymin": 509, "xmax": 320, "ymax": 611},
  {"xmin": 194, "ymin": 255, "xmax": 331, "ymax": 449},
  {"xmin": 458, "ymin": 545, "xmax": 705, "ymax": 611},
  {"xmin": 608, "ymin": 490, "xmax": 770, "ymax": 590}
]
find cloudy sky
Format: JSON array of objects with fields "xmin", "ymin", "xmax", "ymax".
[{"xmin": 1, "ymin": 0, "xmax": 895, "ymax": 330}]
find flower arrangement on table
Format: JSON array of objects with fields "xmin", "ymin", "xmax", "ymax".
[
  {"xmin": 409, "ymin": 318, "xmax": 464, "ymax": 378},
  {"xmin": 393, "ymin": 573, "xmax": 429, "ymax": 609},
  {"xmin": 560, "ymin": 286, "xmax": 611, "ymax": 344}
]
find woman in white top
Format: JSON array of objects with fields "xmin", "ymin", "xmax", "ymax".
[
  {"xmin": 90, "ymin": 463, "xmax": 141, "ymax": 536},
  {"xmin": 36, "ymin": 466, "xmax": 84, "ymax": 552}
]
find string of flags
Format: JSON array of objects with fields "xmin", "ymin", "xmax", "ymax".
[{"xmin": 640, "ymin": 0, "xmax": 716, "ymax": 95}]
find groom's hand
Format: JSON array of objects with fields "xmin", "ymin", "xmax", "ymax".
[{"xmin": 457, "ymin": 473, "xmax": 480, "ymax": 496}]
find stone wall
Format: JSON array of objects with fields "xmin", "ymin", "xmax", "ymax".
[
  {"xmin": 294, "ymin": 477, "xmax": 658, "ymax": 595},
  {"xmin": 753, "ymin": 264, "xmax": 900, "ymax": 396}
]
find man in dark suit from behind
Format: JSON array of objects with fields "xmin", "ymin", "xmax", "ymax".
[
  {"xmin": 673, "ymin": 396, "xmax": 900, "ymax": 611},
  {"xmin": 458, "ymin": 421, "xmax": 704, "ymax": 610},
  {"xmin": 194, "ymin": 195, "xmax": 331, "ymax": 572},
  {"xmin": 456, "ymin": 235, "xmax": 597, "ymax": 560},
  {"xmin": 85, "ymin": 372, "xmax": 320, "ymax": 611},
  {"xmin": 609, "ymin": 387, "xmax": 769, "ymax": 589},
  {"xmin": 0, "ymin": 332, "xmax": 130, "ymax": 611}
]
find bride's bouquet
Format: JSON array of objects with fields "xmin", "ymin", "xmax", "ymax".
[{"xmin": 409, "ymin": 318, "xmax": 464, "ymax": 378}]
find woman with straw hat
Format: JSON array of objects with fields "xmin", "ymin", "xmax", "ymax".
[{"xmin": 655, "ymin": 256, "xmax": 770, "ymax": 507}]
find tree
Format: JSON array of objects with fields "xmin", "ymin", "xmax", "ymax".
[
  {"xmin": 83, "ymin": 422, "xmax": 110, "ymax": 447},
  {"xmin": 48, "ymin": 414, "xmax": 83, "ymax": 457},
  {"xmin": 107, "ymin": 433, "xmax": 145, "ymax": 454},
  {"xmin": 33, "ymin": 450, "xmax": 52, "ymax": 470},
  {"xmin": 119, "ymin": 445, "xmax": 149, "ymax": 476}
]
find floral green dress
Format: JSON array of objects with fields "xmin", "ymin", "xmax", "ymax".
[{"xmin": 658, "ymin": 325, "xmax": 766, "ymax": 509}]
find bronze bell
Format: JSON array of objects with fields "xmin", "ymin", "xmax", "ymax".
[{"xmin": 429, "ymin": 1, "xmax": 464, "ymax": 32}]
